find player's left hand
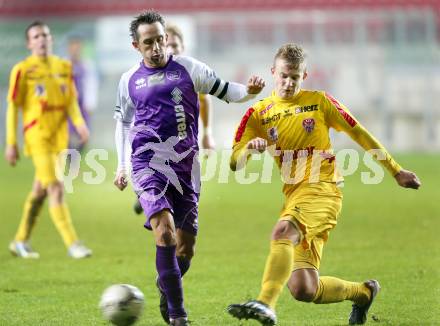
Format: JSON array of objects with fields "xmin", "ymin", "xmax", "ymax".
[
  {"xmin": 394, "ymin": 169, "xmax": 421, "ymax": 189},
  {"xmin": 247, "ymin": 76, "xmax": 265, "ymax": 95},
  {"xmin": 247, "ymin": 137, "xmax": 267, "ymax": 153},
  {"xmin": 114, "ymin": 170, "xmax": 128, "ymax": 191},
  {"xmin": 76, "ymin": 124, "xmax": 90, "ymax": 145},
  {"xmin": 5, "ymin": 144, "xmax": 19, "ymax": 166},
  {"xmin": 201, "ymin": 133, "xmax": 216, "ymax": 158}
]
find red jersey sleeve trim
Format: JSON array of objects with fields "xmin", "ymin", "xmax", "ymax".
[
  {"xmin": 11, "ymin": 69, "xmax": 22, "ymax": 101},
  {"xmin": 325, "ymin": 92, "xmax": 357, "ymax": 127},
  {"xmin": 235, "ymin": 108, "xmax": 255, "ymax": 142},
  {"xmin": 23, "ymin": 119, "xmax": 37, "ymax": 133}
]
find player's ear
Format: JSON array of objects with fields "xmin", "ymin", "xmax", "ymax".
[
  {"xmin": 303, "ymin": 70, "xmax": 308, "ymax": 80},
  {"xmin": 271, "ymin": 66, "xmax": 275, "ymax": 75},
  {"xmin": 132, "ymin": 41, "xmax": 139, "ymax": 50}
]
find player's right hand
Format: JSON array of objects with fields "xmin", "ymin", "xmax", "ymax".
[
  {"xmin": 5, "ymin": 144, "xmax": 19, "ymax": 166},
  {"xmin": 76, "ymin": 124, "xmax": 90, "ymax": 145},
  {"xmin": 394, "ymin": 169, "xmax": 421, "ymax": 189},
  {"xmin": 114, "ymin": 170, "xmax": 128, "ymax": 191},
  {"xmin": 247, "ymin": 137, "xmax": 267, "ymax": 153},
  {"xmin": 247, "ymin": 76, "xmax": 265, "ymax": 95}
]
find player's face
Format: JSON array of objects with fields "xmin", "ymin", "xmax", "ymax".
[
  {"xmin": 271, "ymin": 58, "xmax": 307, "ymax": 99},
  {"xmin": 27, "ymin": 25, "xmax": 52, "ymax": 57},
  {"xmin": 133, "ymin": 22, "xmax": 168, "ymax": 68},
  {"xmin": 166, "ymin": 33, "xmax": 184, "ymax": 55}
]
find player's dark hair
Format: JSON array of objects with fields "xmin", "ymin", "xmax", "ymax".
[
  {"xmin": 25, "ymin": 21, "xmax": 48, "ymax": 40},
  {"xmin": 274, "ymin": 43, "xmax": 307, "ymax": 70},
  {"xmin": 130, "ymin": 10, "xmax": 165, "ymax": 41}
]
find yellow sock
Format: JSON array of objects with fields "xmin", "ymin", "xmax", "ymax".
[
  {"xmin": 14, "ymin": 193, "xmax": 45, "ymax": 242},
  {"xmin": 49, "ymin": 204, "xmax": 78, "ymax": 247},
  {"xmin": 257, "ymin": 239, "xmax": 294, "ymax": 308},
  {"xmin": 313, "ymin": 276, "xmax": 371, "ymax": 305}
]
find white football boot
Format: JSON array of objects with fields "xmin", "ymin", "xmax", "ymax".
[
  {"xmin": 9, "ymin": 241, "xmax": 40, "ymax": 259},
  {"xmin": 68, "ymin": 241, "xmax": 92, "ymax": 259}
]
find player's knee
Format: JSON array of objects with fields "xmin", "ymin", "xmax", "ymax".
[
  {"xmin": 288, "ymin": 283, "xmax": 316, "ymax": 302},
  {"xmin": 32, "ymin": 182, "xmax": 47, "ymax": 201},
  {"xmin": 33, "ymin": 189, "xmax": 47, "ymax": 202},
  {"xmin": 177, "ymin": 245, "xmax": 194, "ymax": 260},
  {"xmin": 271, "ymin": 221, "xmax": 300, "ymax": 244},
  {"xmin": 158, "ymin": 227, "xmax": 177, "ymax": 246},
  {"xmin": 47, "ymin": 182, "xmax": 64, "ymax": 202}
]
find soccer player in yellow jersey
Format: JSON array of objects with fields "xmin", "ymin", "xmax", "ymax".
[
  {"xmin": 5, "ymin": 21, "xmax": 92, "ymax": 259},
  {"xmin": 227, "ymin": 43, "xmax": 421, "ymax": 325}
]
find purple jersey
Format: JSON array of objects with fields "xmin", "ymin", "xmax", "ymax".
[{"xmin": 115, "ymin": 55, "xmax": 228, "ymax": 178}]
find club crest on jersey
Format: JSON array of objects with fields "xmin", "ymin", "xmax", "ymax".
[
  {"xmin": 267, "ymin": 127, "xmax": 279, "ymax": 141},
  {"xmin": 35, "ymin": 84, "xmax": 45, "ymax": 96},
  {"xmin": 135, "ymin": 77, "xmax": 147, "ymax": 89},
  {"xmin": 166, "ymin": 70, "xmax": 181, "ymax": 81},
  {"xmin": 148, "ymin": 72, "xmax": 165, "ymax": 86},
  {"xmin": 302, "ymin": 118, "xmax": 315, "ymax": 133}
]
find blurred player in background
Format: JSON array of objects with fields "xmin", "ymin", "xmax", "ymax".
[
  {"xmin": 113, "ymin": 10, "xmax": 264, "ymax": 326},
  {"xmin": 133, "ymin": 23, "xmax": 215, "ymax": 215},
  {"xmin": 227, "ymin": 43, "xmax": 421, "ymax": 325},
  {"xmin": 66, "ymin": 35, "xmax": 99, "ymax": 152},
  {"xmin": 5, "ymin": 21, "xmax": 92, "ymax": 259}
]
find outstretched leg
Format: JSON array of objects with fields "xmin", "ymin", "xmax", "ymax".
[{"xmin": 228, "ymin": 220, "xmax": 300, "ymax": 325}]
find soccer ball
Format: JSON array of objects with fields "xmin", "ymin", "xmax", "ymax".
[{"xmin": 99, "ymin": 284, "xmax": 145, "ymax": 326}]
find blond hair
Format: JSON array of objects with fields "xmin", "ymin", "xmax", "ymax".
[
  {"xmin": 166, "ymin": 24, "xmax": 184, "ymax": 44},
  {"xmin": 274, "ymin": 43, "xmax": 307, "ymax": 69}
]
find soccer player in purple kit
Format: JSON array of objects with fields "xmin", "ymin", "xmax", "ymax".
[{"xmin": 113, "ymin": 11, "xmax": 265, "ymax": 326}]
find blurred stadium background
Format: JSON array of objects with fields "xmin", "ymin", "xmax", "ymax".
[
  {"xmin": 1, "ymin": 0, "xmax": 439, "ymax": 153},
  {"xmin": 1, "ymin": 2, "xmax": 439, "ymax": 325}
]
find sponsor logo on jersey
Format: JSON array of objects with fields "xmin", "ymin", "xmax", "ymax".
[
  {"xmin": 148, "ymin": 72, "xmax": 165, "ymax": 86},
  {"xmin": 166, "ymin": 70, "xmax": 181, "ymax": 81},
  {"xmin": 174, "ymin": 105, "xmax": 187, "ymax": 140},
  {"xmin": 267, "ymin": 127, "xmax": 279, "ymax": 141},
  {"xmin": 283, "ymin": 108, "xmax": 293, "ymax": 118},
  {"xmin": 262, "ymin": 113, "xmax": 281, "ymax": 125},
  {"xmin": 35, "ymin": 84, "xmax": 45, "ymax": 96},
  {"xmin": 295, "ymin": 104, "xmax": 318, "ymax": 114},
  {"xmin": 135, "ymin": 77, "xmax": 147, "ymax": 90},
  {"xmin": 302, "ymin": 118, "xmax": 315, "ymax": 133},
  {"xmin": 260, "ymin": 103, "xmax": 274, "ymax": 115},
  {"xmin": 171, "ymin": 87, "xmax": 183, "ymax": 104},
  {"xmin": 171, "ymin": 87, "xmax": 187, "ymax": 139}
]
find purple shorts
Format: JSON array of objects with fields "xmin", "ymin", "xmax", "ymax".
[{"xmin": 137, "ymin": 174, "xmax": 199, "ymax": 236}]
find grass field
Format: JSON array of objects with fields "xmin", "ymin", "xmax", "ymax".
[{"xmin": 0, "ymin": 152, "xmax": 439, "ymax": 325}]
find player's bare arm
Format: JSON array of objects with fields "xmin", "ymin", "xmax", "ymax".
[
  {"xmin": 5, "ymin": 144, "xmax": 19, "ymax": 166},
  {"xmin": 114, "ymin": 170, "xmax": 128, "ymax": 191},
  {"xmin": 394, "ymin": 169, "xmax": 421, "ymax": 189},
  {"xmin": 247, "ymin": 76, "xmax": 266, "ymax": 95}
]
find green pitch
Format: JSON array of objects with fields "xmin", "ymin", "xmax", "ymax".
[{"xmin": 0, "ymin": 153, "xmax": 439, "ymax": 325}]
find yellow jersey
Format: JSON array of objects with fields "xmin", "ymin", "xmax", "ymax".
[
  {"xmin": 6, "ymin": 55, "xmax": 84, "ymax": 155},
  {"xmin": 231, "ymin": 90, "xmax": 401, "ymax": 195}
]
